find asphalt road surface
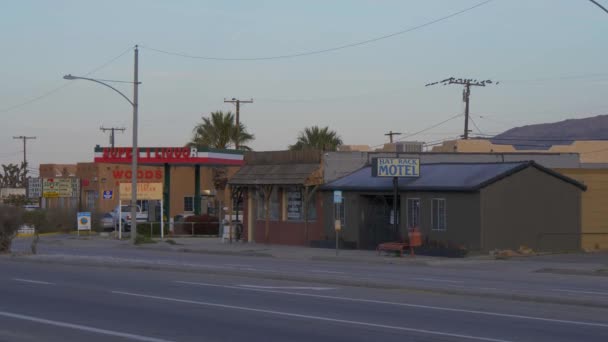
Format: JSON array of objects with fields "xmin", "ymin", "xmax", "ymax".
[{"xmin": 1, "ymin": 260, "xmax": 607, "ymax": 341}]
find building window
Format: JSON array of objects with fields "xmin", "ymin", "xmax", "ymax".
[
  {"xmin": 432, "ymin": 198, "xmax": 447, "ymax": 231},
  {"xmin": 286, "ymin": 187, "xmax": 302, "ymax": 221},
  {"xmin": 184, "ymin": 196, "xmax": 194, "ymax": 212},
  {"xmin": 256, "ymin": 187, "xmax": 280, "ymax": 220},
  {"xmin": 407, "ymin": 198, "xmax": 420, "ymax": 229},
  {"xmin": 307, "ymin": 194, "xmax": 317, "ymax": 221}
]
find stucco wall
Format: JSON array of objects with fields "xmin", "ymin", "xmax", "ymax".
[{"xmin": 480, "ymin": 167, "xmax": 582, "ymax": 252}]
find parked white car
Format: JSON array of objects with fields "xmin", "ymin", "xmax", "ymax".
[
  {"xmin": 100, "ymin": 213, "xmax": 114, "ymax": 231},
  {"xmin": 111, "ymin": 205, "xmax": 148, "ymax": 231}
]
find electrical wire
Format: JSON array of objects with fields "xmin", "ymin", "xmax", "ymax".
[
  {"xmin": 141, "ymin": 0, "xmax": 494, "ymax": 61},
  {"xmin": 469, "ymin": 115, "xmax": 484, "ymax": 135},
  {"xmin": 0, "ymin": 46, "xmax": 133, "ymax": 114},
  {"xmin": 370, "ymin": 113, "xmax": 463, "ymax": 149}
]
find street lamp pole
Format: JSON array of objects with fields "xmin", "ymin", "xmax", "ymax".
[{"xmin": 63, "ymin": 45, "xmax": 140, "ymax": 243}]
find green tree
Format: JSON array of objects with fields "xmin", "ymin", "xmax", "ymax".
[
  {"xmin": 0, "ymin": 163, "xmax": 27, "ymax": 188},
  {"xmin": 190, "ymin": 111, "xmax": 254, "ymax": 150},
  {"xmin": 289, "ymin": 126, "xmax": 343, "ymax": 152}
]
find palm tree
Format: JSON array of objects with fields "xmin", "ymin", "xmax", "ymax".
[
  {"xmin": 289, "ymin": 126, "xmax": 343, "ymax": 151},
  {"xmin": 190, "ymin": 111, "xmax": 254, "ymax": 150}
]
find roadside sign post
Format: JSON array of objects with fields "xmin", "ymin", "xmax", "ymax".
[
  {"xmin": 119, "ymin": 182, "xmax": 164, "ymax": 240},
  {"xmin": 333, "ymin": 190, "xmax": 343, "ymax": 256},
  {"xmin": 77, "ymin": 212, "xmax": 91, "ymax": 238},
  {"xmin": 371, "ymin": 157, "xmax": 420, "ymax": 248}
]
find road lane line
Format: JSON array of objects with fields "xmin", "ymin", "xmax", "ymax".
[
  {"xmin": 0, "ymin": 311, "xmax": 174, "ymax": 342},
  {"xmin": 112, "ymin": 290, "xmax": 513, "ymax": 342},
  {"xmin": 446, "ymin": 285, "xmax": 501, "ymax": 291},
  {"xmin": 174, "ymin": 281, "xmax": 608, "ymax": 329},
  {"xmin": 310, "ymin": 270, "xmax": 346, "ymax": 275},
  {"xmin": 239, "ymin": 285, "xmax": 335, "ymax": 291},
  {"xmin": 553, "ymin": 289, "xmax": 608, "ymax": 296},
  {"xmin": 12, "ymin": 278, "xmax": 54, "ymax": 285},
  {"xmin": 412, "ymin": 277, "xmax": 465, "ymax": 284}
]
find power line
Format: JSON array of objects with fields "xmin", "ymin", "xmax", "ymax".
[
  {"xmin": 0, "ymin": 46, "xmax": 133, "ymax": 114},
  {"xmin": 589, "ymin": 0, "xmax": 608, "ymax": 15},
  {"xmin": 384, "ymin": 131, "xmax": 402, "ymax": 143},
  {"xmin": 370, "ymin": 113, "xmax": 463, "ymax": 149},
  {"xmin": 469, "ymin": 116, "xmax": 484, "ymax": 135},
  {"xmin": 141, "ymin": 0, "xmax": 494, "ymax": 61},
  {"xmin": 100, "ymin": 126, "xmax": 126, "ymax": 148},
  {"xmin": 426, "ymin": 78, "xmax": 498, "ymax": 139}
]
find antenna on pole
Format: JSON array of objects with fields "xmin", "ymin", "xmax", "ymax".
[
  {"xmin": 425, "ymin": 78, "xmax": 497, "ymax": 140},
  {"xmin": 100, "ymin": 126, "xmax": 126, "ymax": 148}
]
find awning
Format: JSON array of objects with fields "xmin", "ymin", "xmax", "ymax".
[{"xmin": 229, "ymin": 163, "xmax": 321, "ymax": 186}]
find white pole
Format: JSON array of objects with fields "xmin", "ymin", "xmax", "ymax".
[
  {"xmin": 118, "ymin": 199, "xmax": 122, "ymax": 240},
  {"xmin": 160, "ymin": 199, "xmax": 164, "ymax": 240}
]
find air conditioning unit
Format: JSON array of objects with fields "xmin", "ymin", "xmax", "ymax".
[{"xmin": 395, "ymin": 141, "xmax": 423, "ymax": 153}]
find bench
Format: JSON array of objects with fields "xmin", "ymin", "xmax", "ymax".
[{"xmin": 377, "ymin": 242, "xmax": 409, "ymax": 257}]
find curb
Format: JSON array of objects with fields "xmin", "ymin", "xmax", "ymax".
[
  {"xmin": 535, "ymin": 268, "xmax": 608, "ymax": 277},
  {"xmin": 6, "ymin": 254, "xmax": 608, "ymax": 310}
]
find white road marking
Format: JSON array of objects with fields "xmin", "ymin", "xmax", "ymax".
[
  {"xmin": 446, "ymin": 285, "xmax": 501, "ymax": 291},
  {"xmin": 310, "ymin": 270, "xmax": 346, "ymax": 275},
  {"xmin": 553, "ymin": 289, "xmax": 608, "ymax": 296},
  {"xmin": 112, "ymin": 290, "xmax": 513, "ymax": 342},
  {"xmin": 174, "ymin": 281, "xmax": 608, "ymax": 329},
  {"xmin": 12, "ymin": 278, "xmax": 54, "ymax": 285},
  {"xmin": 238, "ymin": 285, "xmax": 335, "ymax": 291},
  {"xmin": 412, "ymin": 277, "xmax": 465, "ymax": 284},
  {"xmin": 224, "ymin": 264, "xmax": 251, "ymax": 268},
  {"xmin": 0, "ymin": 310, "xmax": 174, "ymax": 342}
]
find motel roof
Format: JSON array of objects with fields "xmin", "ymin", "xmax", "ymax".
[{"xmin": 322, "ymin": 161, "xmax": 586, "ymax": 192}]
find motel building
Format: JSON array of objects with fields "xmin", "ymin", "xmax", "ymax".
[{"xmin": 39, "ymin": 146, "xmax": 244, "ymax": 223}]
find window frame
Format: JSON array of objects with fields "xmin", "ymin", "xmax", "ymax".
[
  {"xmin": 431, "ymin": 198, "xmax": 447, "ymax": 231},
  {"xmin": 406, "ymin": 197, "xmax": 421, "ymax": 229},
  {"xmin": 183, "ymin": 196, "xmax": 194, "ymax": 213}
]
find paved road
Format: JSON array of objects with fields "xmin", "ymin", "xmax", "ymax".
[
  {"xmin": 1, "ymin": 260, "xmax": 608, "ymax": 341},
  {"xmin": 11, "ymin": 236, "xmax": 608, "ymax": 307}
]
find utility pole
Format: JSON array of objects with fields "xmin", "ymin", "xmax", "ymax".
[
  {"xmin": 100, "ymin": 126, "xmax": 126, "ymax": 148},
  {"xmin": 130, "ymin": 45, "xmax": 139, "ymax": 244},
  {"xmin": 224, "ymin": 98, "xmax": 253, "ymax": 150},
  {"xmin": 385, "ymin": 131, "xmax": 402, "ymax": 143},
  {"xmin": 13, "ymin": 136, "xmax": 36, "ymax": 195},
  {"xmin": 425, "ymin": 78, "xmax": 497, "ymax": 140}
]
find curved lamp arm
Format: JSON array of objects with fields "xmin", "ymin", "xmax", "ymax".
[{"xmin": 63, "ymin": 74, "xmax": 135, "ymax": 107}]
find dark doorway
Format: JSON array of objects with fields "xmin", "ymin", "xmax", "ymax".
[{"xmin": 360, "ymin": 195, "xmax": 399, "ymax": 249}]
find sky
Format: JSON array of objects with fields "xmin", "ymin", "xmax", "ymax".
[{"xmin": 1, "ymin": 0, "xmax": 608, "ymax": 171}]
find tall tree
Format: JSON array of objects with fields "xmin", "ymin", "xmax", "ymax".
[
  {"xmin": 0, "ymin": 163, "xmax": 27, "ymax": 188},
  {"xmin": 289, "ymin": 126, "xmax": 343, "ymax": 152},
  {"xmin": 190, "ymin": 111, "xmax": 254, "ymax": 150}
]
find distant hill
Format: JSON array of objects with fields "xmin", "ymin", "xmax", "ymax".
[{"xmin": 491, "ymin": 115, "xmax": 608, "ymax": 150}]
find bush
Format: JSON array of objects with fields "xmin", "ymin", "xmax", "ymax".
[
  {"xmin": 0, "ymin": 205, "xmax": 24, "ymax": 253},
  {"xmin": 136, "ymin": 222, "xmax": 169, "ymax": 238},
  {"xmin": 21, "ymin": 208, "xmax": 78, "ymax": 234}
]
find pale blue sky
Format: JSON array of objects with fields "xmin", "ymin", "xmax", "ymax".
[{"xmin": 1, "ymin": 0, "xmax": 608, "ymax": 169}]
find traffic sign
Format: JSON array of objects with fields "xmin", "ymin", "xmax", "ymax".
[
  {"xmin": 333, "ymin": 190, "xmax": 343, "ymax": 204},
  {"xmin": 102, "ymin": 190, "xmax": 113, "ymax": 200}
]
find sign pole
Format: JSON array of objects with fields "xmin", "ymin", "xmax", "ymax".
[
  {"xmin": 160, "ymin": 198, "xmax": 164, "ymax": 240},
  {"xmin": 393, "ymin": 176, "xmax": 398, "ymax": 235},
  {"xmin": 118, "ymin": 199, "xmax": 122, "ymax": 240},
  {"xmin": 336, "ymin": 224, "xmax": 339, "ymax": 256}
]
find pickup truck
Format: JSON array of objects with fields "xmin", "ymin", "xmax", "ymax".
[{"xmin": 112, "ymin": 205, "xmax": 148, "ymax": 230}]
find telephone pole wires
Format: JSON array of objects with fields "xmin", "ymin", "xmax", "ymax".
[
  {"xmin": 224, "ymin": 98, "xmax": 253, "ymax": 150},
  {"xmin": 100, "ymin": 126, "xmax": 126, "ymax": 148},
  {"xmin": 385, "ymin": 131, "xmax": 402, "ymax": 143},
  {"xmin": 425, "ymin": 78, "xmax": 497, "ymax": 139}
]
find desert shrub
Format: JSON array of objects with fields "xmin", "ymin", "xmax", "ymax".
[{"xmin": 0, "ymin": 205, "xmax": 24, "ymax": 253}]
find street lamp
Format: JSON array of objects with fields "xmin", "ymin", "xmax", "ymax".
[{"xmin": 63, "ymin": 46, "xmax": 139, "ymax": 243}]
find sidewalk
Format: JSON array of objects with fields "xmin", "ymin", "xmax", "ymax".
[{"xmin": 10, "ymin": 234, "xmax": 608, "ymax": 271}]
